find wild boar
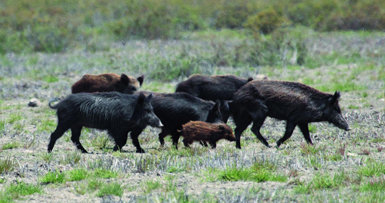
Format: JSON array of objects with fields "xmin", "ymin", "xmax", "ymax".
[
  {"xmin": 71, "ymin": 73, "xmax": 144, "ymax": 94},
  {"xmin": 229, "ymin": 80, "xmax": 350, "ymax": 149},
  {"xmin": 180, "ymin": 121, "xmax": 235, "ymax": 149},
  {"xmin": 175, "ymin": 74, "xmax": 253, "ymax": 123},
  {"xmin": 48, "ymin": 92, "xmax": 162, "ymax": 153},
  {"xmin": 138, "ymin": 91, "xmax": 223, "ymax": 149}
]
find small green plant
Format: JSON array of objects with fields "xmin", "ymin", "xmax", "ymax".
[
  {"xmin": 68, "ymin": 169, "xmax": 88, "ymax": 181},
  {"xmin": 41, "ymin": 153, "xmax": 54, "ymax": 163},
  {"xmin": 2, "ymin": 142, "xmax": 19, "ymax": 150},
  {"xmin": 7, "ymin": 113, "xmax": 22, "ymax": 124},
  {"xmin": 40, "ymin": 171, "xmax": 65, "ymax": 184},
  {"xmin": 93, "ymin": 168, "xmax": 118, "ymax": 179},
  {"xmin": 91, "ymin": 136, "xmax": 110, "ymax": 150},
  {"xmin": 74, "ymin": 182, "xmax": 88, "ymax": 195},
  {"xmin": 300, "ymin": 144, "xmax": 320, "ymax": 155},
  {"xmin": 143, "ymin": 180, "xmax": 162, "ymax": 193},
  {"xmin": 87, "ymin": 179, "xmax": 103, "ymax": 191},
  {"xmin": 60, "ymin": 151, "xmax": 82, "ymax": 165},
  {"xmin": 359, "ymin": 179, "xmax": 385, "ymax": 192},
  {"xmin": 0, "ymin": 157, "xmax": 17, "ymax": 174},
  {"xmin": 294, "ymin": 172, "xmax": 348, "ymax": 194},
  {"xmin": 357, "ymin": 161, "xmax": 385, "ymax": 177},
  {"xmin": 209, "ymin": 161, "xmax": 287, "ymax": 183},
  {"xmin": 0, "ymin": 181, "xmax": 41, "ymax": 201},
  {"xmin": 97, "ymin": 182, "xmax": 123, "ymax": 197}
]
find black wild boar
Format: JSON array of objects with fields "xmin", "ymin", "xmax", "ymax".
[
  {"xmin": 48, "ymin": 92, "xmax": 162, "ymax": 153},
  {"xmin": 138, "ymin": 91, "xmax": 223, "ymax": 149},
  {"xmin": 71, "ymin": 73, "xmax": 144, "ymax": 94},
  {"xmin": 180, "ymin": 121, "xmax": 235, "ymax": 149},
  {"xmin": 175, "ymin": 74, "xmax": 253, "ymax": 123},
  {"xmin": 229, "ymin": 80, "xmax": 350, "ymax": 149}
]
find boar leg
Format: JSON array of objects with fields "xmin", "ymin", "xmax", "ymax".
[
  {"xmin": 47, "ymin": 122, "xmax": 70, "ymax": 153},
  {"xmin": 298, "ymin": 123, "xmax": 313, "ymax": 145},
  {"xmin": 276, "ymin": 122, "xmax": 296, "ymax": 147},
  {"xmin": 112, "ymin": 131, "xmax": 129, "ymax": 152},
  {"xmin": 209, "ymin": 141, "xmax": 217, "ymax": 149},
  {"xmin": 130, "ymin": 128, "xmax": 145, "ymax": 153},
  {"xmin": 232, "ymin": 108, "xmax": 252, "ymax": 149},
  {"xmin": 71, "ymin": 126, "xmax": 88, "ymax": 153},
  {"xmin": 251, "ymin": 119, "xmax": 270, "ymax": 147},
  {"xmin": 158, "ymin": 128, "xmax": 169, "ymax": 147},
  {"xmin": 171, "ymin": 132, "xmax": 180, "ymax": 149}
]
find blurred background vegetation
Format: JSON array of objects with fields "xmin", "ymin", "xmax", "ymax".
[{"xmin": 1, "ymin": 0, "xmax": 384, "ymax": 54}]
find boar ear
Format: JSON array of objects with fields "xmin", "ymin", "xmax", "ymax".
[
  {"xmin": 120, "ymin": 74, "xmax": 130, "ymax": 85},
  {"xmin": 137, "ymin": 93, "xmax": 146, "ymax": 104},
  {"xmin": 247, "ymin": 77, "xmax": 253, "ymax": 82},
  {"xmin": 328, "ymin": 91, "xmax": 341, "ymax": 104},
  {"xmin": 137, "ymin": 75, "xmax": 144, "ymax": 86}
]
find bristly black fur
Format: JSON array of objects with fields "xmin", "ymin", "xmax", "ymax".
[
  {"xmin": 47, "ymin": 92, "xmax": 162, "ymax": 153},
  {"xmin": 230, "ymin": 80, "xmax": 349, "ymax": 149}
]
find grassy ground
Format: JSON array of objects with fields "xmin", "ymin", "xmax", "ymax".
[{"xmin": 0, "ymin": 31, "xmax": 384, "ymax": 202}]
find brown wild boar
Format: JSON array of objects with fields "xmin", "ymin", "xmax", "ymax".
[
  {"xmin": 71, "ymin": 73, "xmax": 144, "ymax": 94},
  {"xmin": 229, "ymin": 80, "xmax": 350, "ymax": 149},
  {"xmin": 180, "ymin": 121, "xmax": 235, "ymax": 149}
]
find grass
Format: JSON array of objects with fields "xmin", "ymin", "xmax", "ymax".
[
  {"xmin": 40, "ymin": 171, "xmax": 65, "ymax": 184},
  {"xmin": 0, "ymin": 181, "xmax": 41, "ymax": 202},
  {"xmin": 357, "ymin": 161, "xmax": 385, "ymax": 177},
  {"xmin": 0, "ymin": 158, "xmax": 17, "ymax": 174},
  {"xmin": 294, "ymin": 172, "xmax": 348, "ymax": 194},
  {"xmin": 143, "ymin": 180, "xmax": 162, "ymax": 194},
  {"xmin": 359, "ymin": 179, "xmax": 385, "ymax": 192},
  {"xmin": 97, "ymin": 182, "xmax": 123, "ymax": 197},
  {"xmin": 1, "ymin": 142, "xmax": 19, "ymax": 150},
  {"xmin": 207, "ymin": 160, "xmax": 287, "ymax": 183},
  {"xmin": 67, "ymin": 168, "xmax": 88, "ymax": 181},
  {"xmin": 93, "ymin": 168, "xmax": 118, "ymax": 179}
]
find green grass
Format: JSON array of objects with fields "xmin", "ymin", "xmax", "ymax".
[
  {"xmin": 357, "ymin": 161, "xmax": 385, "ymax": 177},
  {"xmin": 143, "ymin": 180, "xmax": 162, "ymax": 193},
  {"xmin": 87, "ymin": 179, "xmax": 103, "ymax": 191},
  {"xmin": 0, "ymin": 158, "xmax": 16, "ymax": 174},
  {"xmin": 359, "ymin": 179, "xmax": 385, "ymax": 192},
  {"xmin": 93, "ymin": 168, "xmax": 118, "ymax": 179},
  {"xmin": 1, "ymin": 142, "xmax": 19, "ymax": 150},
  {"xmin": 7, "ymin": 113, "xmax": 22, "ymax": 124},
  {"xmin": 0, "ymin": 181, "xmax": 41, "ymax": 202},
  {"xmin": 294, "ymin": 172, "xmax": 348, "ymax": 194},
  {"xmin": 67, "ymin": 169, "xmax": 88, "ymax": 181},
  {"xmin": 207, "ymin": 161, "xmax": 287, "ymax": 183},
  {"xmin": 40, "ymin": 171, "xmax": 65, "ymax": 184},
  {"xmin": 97, "ymin": 182, "xmax": 123, "ymax": 197}
]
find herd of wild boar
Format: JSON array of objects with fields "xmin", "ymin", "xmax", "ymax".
[{"xmin": 48, "ymin": 73, "xmax": 350, "ymax": 153}]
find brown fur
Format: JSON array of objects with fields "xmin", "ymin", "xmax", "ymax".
[
  {"xmin": 71, "ymin": 73, "xmax": 144, "ymax": 94},
  {"xmin": 180, "ymin": 121, "xmax": 235, "ymax": 149}
]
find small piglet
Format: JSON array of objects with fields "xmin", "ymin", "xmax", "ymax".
[
  {"xmin": 180, "ymin": 121, "xmax": 235, "ymax": 149},
  {"xmin": 48, "ymin": 92, "xmax": 162, "ymax": 153},
  {"xmin": 71, "ymin": 73, "xmax": 144, "ymax": 94}
]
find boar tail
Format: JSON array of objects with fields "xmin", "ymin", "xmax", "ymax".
[{"xmin": 48, "ymin": 97, "xmax": 61, "ymax": 109}]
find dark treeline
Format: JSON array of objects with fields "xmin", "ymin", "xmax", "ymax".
[{"xmin": 1, "ymin": 0, "xmax": 384, "ymax": 53}]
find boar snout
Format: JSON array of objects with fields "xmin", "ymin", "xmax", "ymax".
[{"xmin": 330, "ymin": 114, "xmax": 349, "ymax": 131}]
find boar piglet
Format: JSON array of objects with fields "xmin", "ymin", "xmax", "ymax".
[
  {"xmin": 175, "ymin": 74, "xmax": 253, "ymax": 123},
  {"xmin": 71, "ymin": 73, "xmax": 144, "ymax": 94},
  {"xmin": 180, "ymin": 121, "xmax": 235, "ymax": 149},
  {"xmin": 48, "ymin": 92, "xmax": 162, "ymax": 153},
  {"xmin": 230, "ymin": 80, "xmax": 350, "ymax": 149},
  {"xmin": 138, "ymin": 92, "xmax": 223, "ymax": 149}
]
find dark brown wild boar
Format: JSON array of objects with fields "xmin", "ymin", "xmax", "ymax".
[
  {"xmin": 71, "ymin": 73, "xmax": 144, "ymax": 94},
  {"xmin": 229, "ymin": 80, "xmax": 350, "ymax": 149},
  {"xmin": 180, "ymin": 121, "xmax": 235, "ymax": 149}
]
